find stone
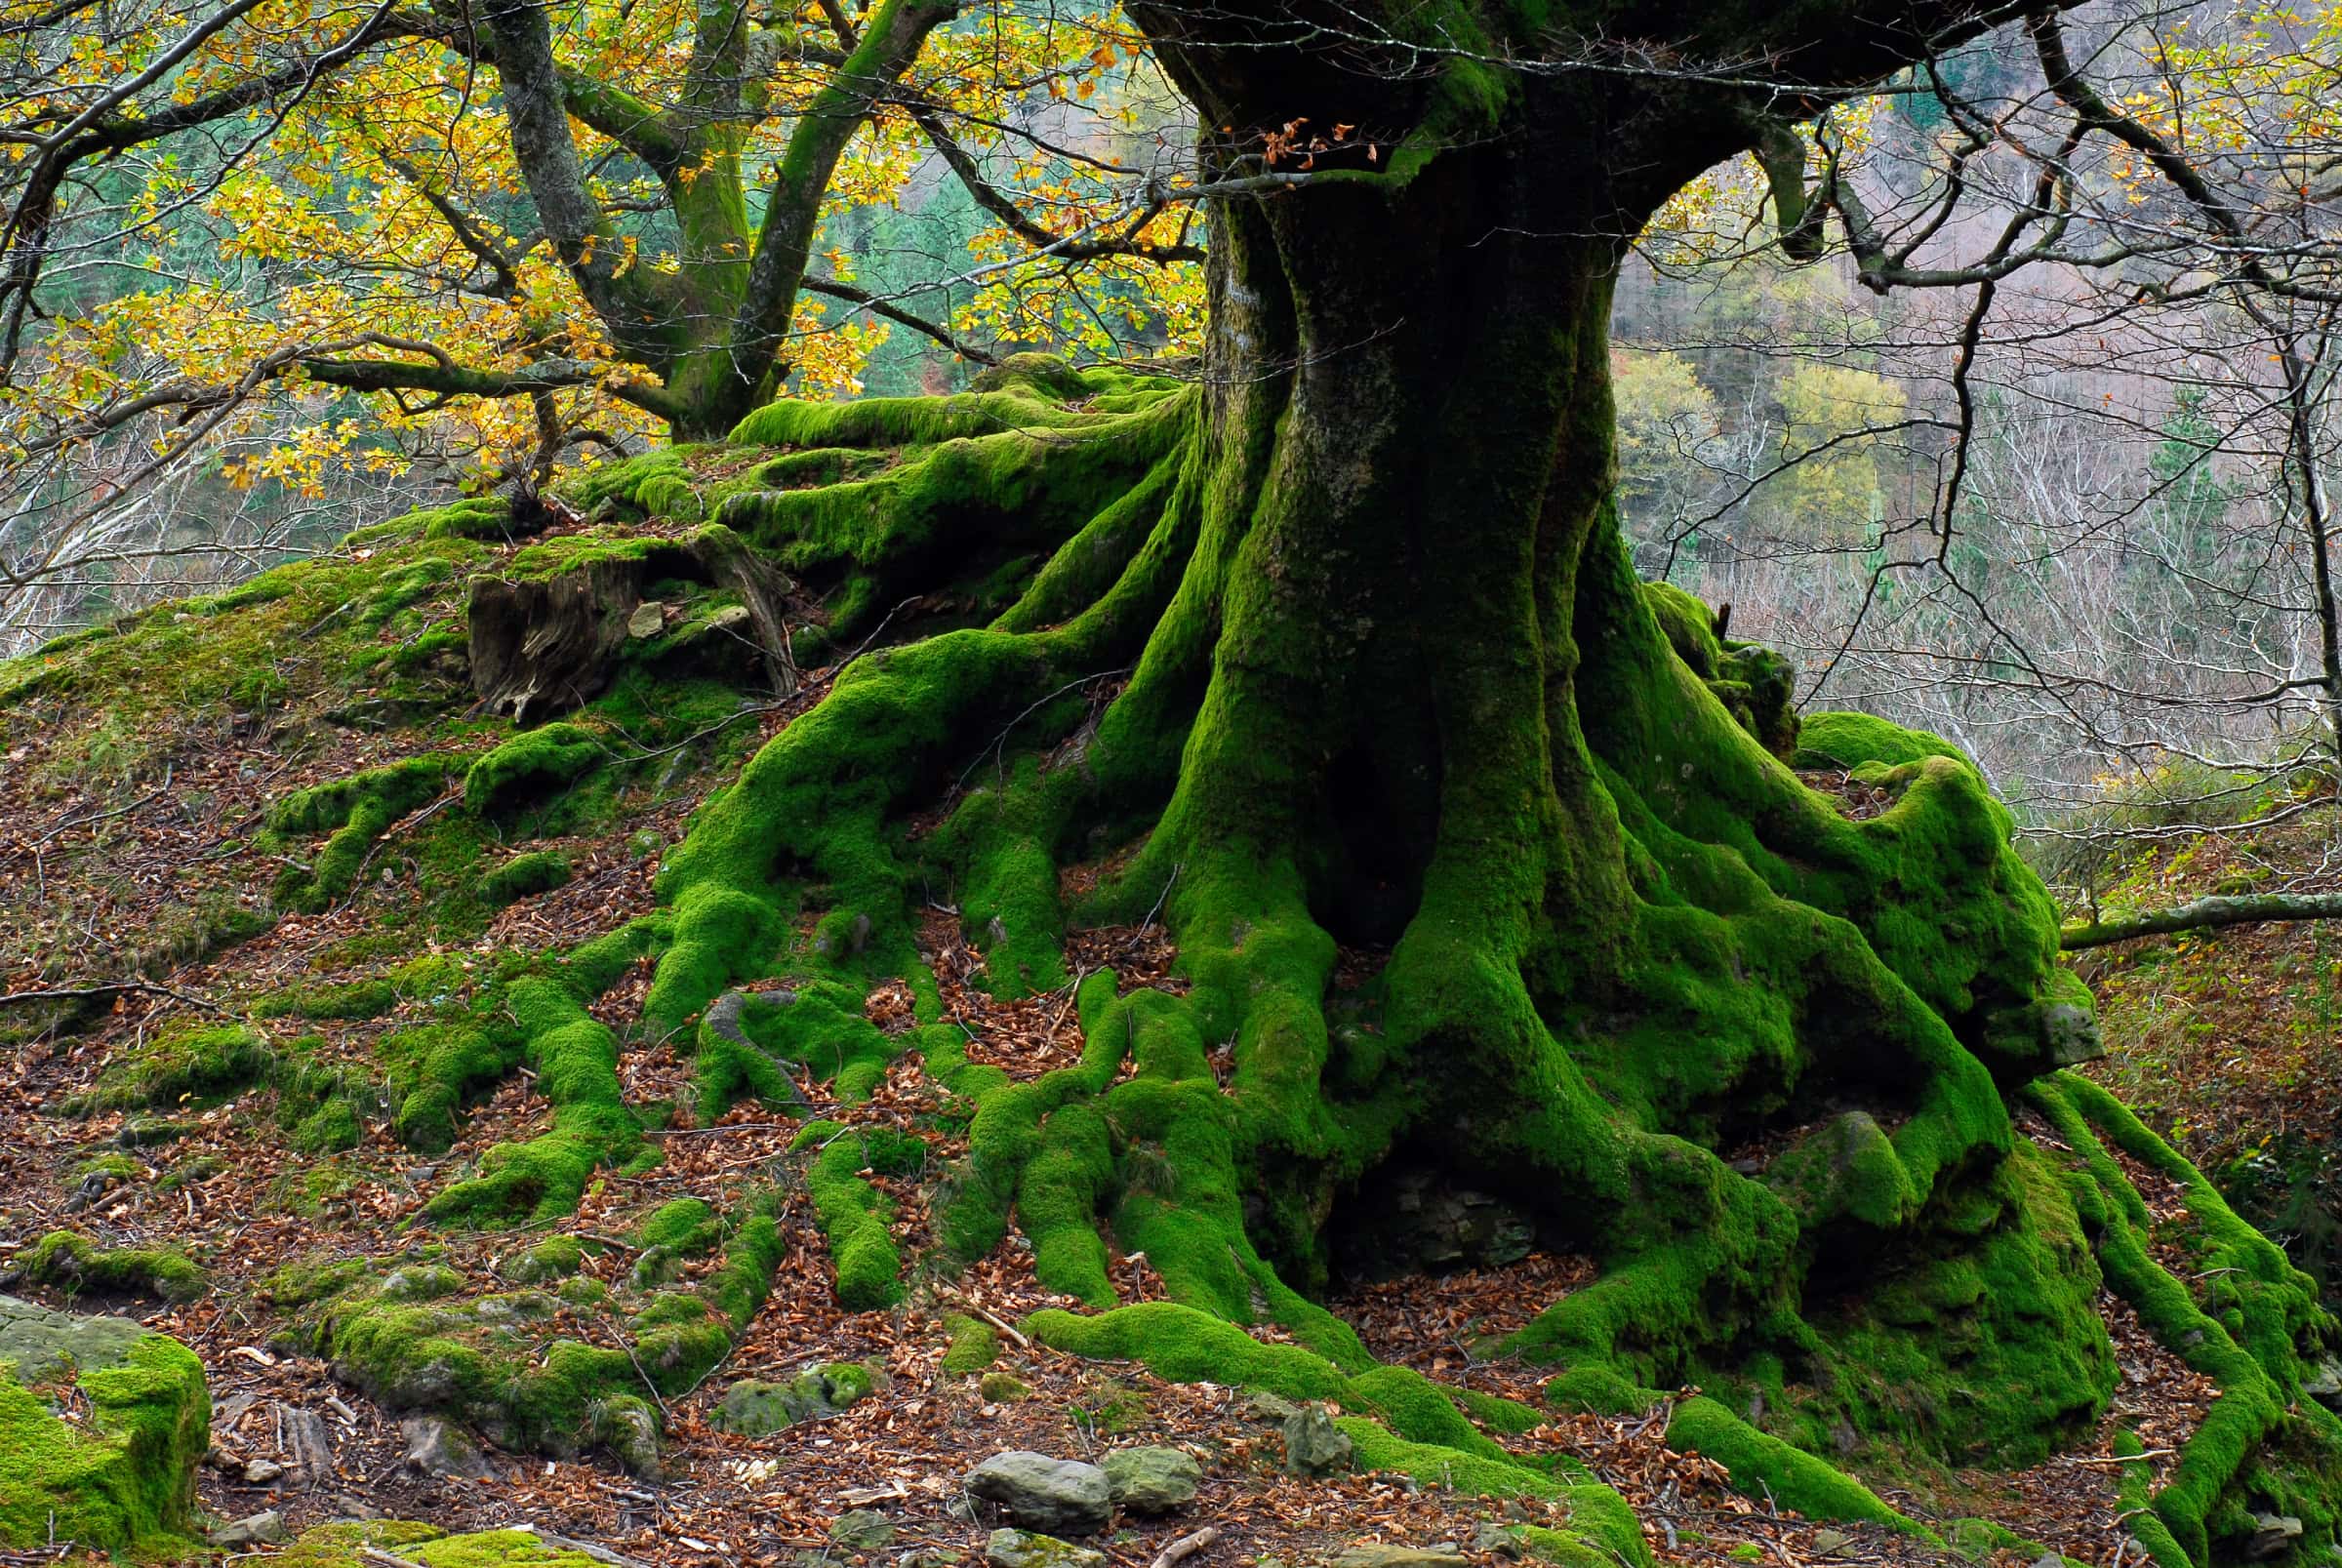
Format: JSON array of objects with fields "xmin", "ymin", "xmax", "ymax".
[
  {"xmin": 1240, "ymin": 1390, "xmax": 1299, "ymax": 1423},
  {"xmin": 1472, "ymin": 1524, "xmax": 1525, "ymax": 1560},
  {"xmin": 830, "ymin": 1511, "xmax": 898, "ymax": 1551},
  {"xmin": 2305, "ymin": 1360, "xmax": 2342, "ymax": 1406},
  {"xmin": 1811, "ymin": 1531, "xmax": 1853, "ymax": 1556},
  {"xmin": 244, "ymin": 1458, "xmax": 286, "ymax": 1484},
  {"xmin": 593, "ymin": 1395, "xmax": 665, "ymax": 1481},
  {"xmin": 1282, "ymin": 1406, "xmax": 1354, "ymax": 1478},
  {"xmin": 627, "ymin": 601, "xmax": 668, "ymax": 638},
  {"xmin": 986, "ymin": 1529, "xmax": 1109, "ymax": 1568},
  {"xmin": 1330, "ymin": 1166, "xmax": 1535, "ymax": 1279},
  {"xmin": 711, "ymin": 1365, "xmax": 879, "ymax": 1436},
  {"xmin": 1332, "ymin": 1548, "xmax": 1462, "ymax": 1568},
  {"xmin": 2249, "ymin": 1515, "xmax": 2304, "ymax": 1561},
  {"xmin": 1101, "ymin": 1447, "xmax": 1200, "ymax": 1514},
  {"xmin": 965, "ymin": 1452, "xmax": 1113, "ymax": 1536},
  {"xmin": 401, "ymin": 1414, "xmax": 492, "ymax": 1479},
  {"xmin": 0, "ymin": 1294, "xmax": 209, "ymax": 1549},
  {"xmin": 209, "ymin": 1509, "xmax": 290, "ymax": 1548}
]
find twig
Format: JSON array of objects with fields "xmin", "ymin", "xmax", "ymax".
[
  {"xmin": 2068, "ymin": 1449, "xmax": 2175, "ymax": 1466},
  {"xmin": 1150, "ymin": 1527, "xmax": 1221, "ymax": 1568},
  {"xmin": 0, "ymin": 980, "xmax": 227, "ymax": 1015},
  {"xmin": 938, "ymin": 1294, "xmax": 1030, "ymax": 1348}
]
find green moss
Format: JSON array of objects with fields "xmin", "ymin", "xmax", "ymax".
[
  {"xmin": 482, "ymin": 850, "xmax": 575, "ymax": 906},
  {"xmin": 254, "ymin": 977, "xmax": 399, "ymax": 1021},
  {"xmin": 0, "ymin": 1323, "xmax": 208, "ymax": 1552},
  {"xmin": 942, "ymin": 1312, "xmax": 998, "ymax": 1374},
  {"xmin": 268, "ymin": 756, "xmax": 462, "ymax": 912},
  {"xmin": 1787, "ymin": 711, "xmax": 1968, "ymax": 774},
  {"xmin": 424, "ymin": 979, "xmax": 641, "ymax": 1226},
  {"xmin": 61, "ymin": 1023, "xmax": 274, "ymax": 1114},
  {"xmin": 505, "ymin": 1237, "xmax": 586, "ymax": 1284},
  {"xmin": 464, "ymin": 724, "xmax": 603, "ymax": 817},
  {"xmin": 797, "ymin": 1121, "xmax": 904, "ymax": 1309},
  {"xmin": 16, "ymin": 1229, "xmax": 205, "ymax": 1302},
  {"xmin": 1665, "ymin": 1397, "xmax": 1908, "ymax": 1527},
  {"xmin": 274, "ymin": 1522, "xmax": 605, "ymax": 1568}
]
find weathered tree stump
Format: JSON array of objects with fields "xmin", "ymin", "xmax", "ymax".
[{"xmin": 466, "ymin": 529, "xmax": 797, "ymax": 722}]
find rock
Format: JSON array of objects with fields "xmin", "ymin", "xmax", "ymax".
[
  {"xmin": 2027, "ymin": 1554, "xmax": 2060, "ymax": 1568},
  {"xmin": 711, "ymin": 1364, "xmax": 880, "ymax": 1436},
  {"xmin": 380, "ymin": 1264, "xmax": 464, "ymax": 1302},
  {"xmin": 1102, "ymin": 1447, "xmax": 1200, "ymax": 1513},
  {"xmin": 965, "ymin": 1452, "xmax": 1113, "ymax": 1536},
  {"xmin": 626, "ymin": 601, "xmax": 668, "ymax": 638},
  {"xmin": 593, "ymin": 1394, "xmax": 665, "ymax": 1481},
  {"xmin": 1282, "ymin": 1405, "xmax": 1354, "ymax": 1478},
  {"xmin": 830, "ymin": 1511, "xmax": 898, "ymax": 1551},
  {"xmin": 1329, "ymin": 1166, "xmax": 1534, "ymax": 1279},
  {"xmin": 1472, "ymin": 1524, "xmax": 1525, "ymax": 1559},
  {"xmin": 243, "ymin": 1458, "xmax": 286, "ymax": 1484},
  {"xmin": 209, "ymin": 1509, "xmax": 290, "ymax": 1548},
  {"xmin": 1332, "ymin": 1548, "xmax": 1462, "ymax": 1568},
  {"xmin": 0, "ymin": 1294, "xmax": 209, "ymax": 1549},
  {"xmin": 986, "ymin": 1529, "xmax": 1109, "ymax": 1568},
  {"xmin": 1240, "ymin": 1390, "xmax": 1299, "ymax": 1423},
  {"xmin": 2305, "ymin": 1359, "xmax": 2342, "ymax": 1406},
  {"xmin": 2249, "ymin": 1515, "xmax": 2303, "ymax": 1561},
  {"xmin": 401, "ymin": 1414, "xmax": 492, "ymax": 1479},
  {"xmin": 1810, "ymin": 1531, "xmax": 1852, "ymax": 1556}
]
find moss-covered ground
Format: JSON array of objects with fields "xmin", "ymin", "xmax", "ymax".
[{"xmin": 0, "ymin": 359, "xmax": 2334, "ymax": 1566}]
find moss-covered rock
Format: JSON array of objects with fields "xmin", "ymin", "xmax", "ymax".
[
  {"xmin": 14, "ymin": 1230, "xmax": 205, "ymax": 1302},
  {"xmin": 0, "ymin": 1293, "xmax": 209, "ymax": 1551}
]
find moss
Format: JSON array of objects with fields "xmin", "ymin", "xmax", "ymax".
[
  {"xmin": 1665, "ymin": 1397, "xmax": 1909, "ymax": 1527},
  {"xmin": 2028, "ymin": 1074, "xmax": 2342, "ymax": 1562},
  {"xmin": 482, "ymin": 850, "xmax": 575, "ymax": 906},
  {"xmin": 942, "ymin": 1312, "xmax": 999, "ymax": 1374},
  {"xmin": 797, "ymin": 1121, "xmax": 905, "ymax": 1309},
  {"xmin": 61, "ymin": 1023, "xmax": 274, "ymax": 1114},
  {"xmin": 464, "ymin": 724, "xmax": 604, "ymax": 817},
  {"xmin": 505, "ymin": 1237, "xmax": 586, "ymax": 1284},
  {"xmin": 275, "ymin": 1522, "xmax": 605, "ymax": 1568},
  {"xmin": 294, "ymin": 1096, "xmax": 364, "ymax": 1153},
  {"xmin": 269, "ymin": 756, "xmax": 462, "ymax": 912},
  {"xmin": 424, "ymin": 978, "xmax": 641, "ymax": 1226},
  {"xmin": 981, "ymin": 1371, "xmax": 1031, "ymax": 1402},
  {"xmin": 386, "ymin": 1021, "xmax": 525, "ymax": 1152},
  {"xmin": 254, "ymin": 976, "xmax": 399, "ymax": 1021},
  {"xmin": 1787, "ymin": 711, "xmax": 1969, "ymax": 774},
  {"xmin": 15, "ymin": 1229, "xmax": 205, "ymax": 1303}
]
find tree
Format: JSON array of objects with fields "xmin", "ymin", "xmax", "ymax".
[
  {"xmin": 351, "ymin": 0, "xmax": 2340, "ymax": 1550},
  {"xmin": 33, "ymin": 0, "xmax": 2342, "ymax": 1551}
]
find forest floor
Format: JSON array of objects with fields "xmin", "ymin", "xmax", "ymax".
[{"xmin": 0, "ymin": 521, "xmax": 2291, "ymax": 1568}]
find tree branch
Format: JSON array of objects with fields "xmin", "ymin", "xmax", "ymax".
[
  {"xmin": 800, "ymin": 276, "xmax": 998, "ymax": 366},
  {"xmin": 2061, "ymin": 892, "xmax": 2342, "ymax": 951}
]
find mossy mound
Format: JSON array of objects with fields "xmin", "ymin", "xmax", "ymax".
[{"xmin": 0, "ymin": 1294, "xmax": 209, "ymax": 1552}]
